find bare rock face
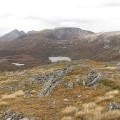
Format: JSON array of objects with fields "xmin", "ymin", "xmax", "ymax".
[
  {"xmin": 84, "ymin": 70, "xmax": 103, "ymax": 87},
  {"xmin": 39, "ymin": 66, "xmax": 73, "ymax": 97}
]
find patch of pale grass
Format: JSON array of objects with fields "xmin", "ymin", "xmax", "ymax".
[
  {"xmin": 100, "ymin": 67, "xmax": 116, "ymax": 70},
  {"xmin": 96, "ymin": 90, "xmax": 119, "ymax": 103},
  {"xmin": 1, "ymin": 90, "xmax": 24, "ymax": 100},
  {"xmin": 96, "ymin": 95, "xmax": 114, "ymax": 103},
  {"xmin": 105, "ymin": 90, "xmax": 119, "ymax": 96},
  {"xmin": 0, "ymin": 101, "xmax": 8, "ymax": 105},
  {"xmin": 62, "ymin": 106, "xmax": 79, "ymax": 115},
  {"xmin": 82, "ymin": 102, "xmax": 96, "ymax": 111},
  {"xmin": 1, "ymin": 94, "xmax": 16, "ymax": 99},
  {"xmin": 62, "ymin": 103, "xmax": 104, "ymax": 120},
  {"xmin": 13, "ymin": 90, "xmax": 24, "ymax": 96},
  {"xmin": 61, "ymin": 116, "xmax": 74, "ymax": 120},
  {"xmin": 75, "ymin": 102, "xmax": 103, "ymax": 120},
  {"xmin": 0, "ymin": 80, "xmax": 18, "ymax": 84},
  {"xmin": 100, "ymin": 110, "xmax": 120, "ymax": 120},
  {"xmin": 30, "ymin": 90, "xmax": 37, "ymax": 94},
  {"xmin": 72, "ymin": 102, "xmax": 120, "ymax": 120}
]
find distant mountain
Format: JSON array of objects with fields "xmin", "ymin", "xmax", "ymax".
[
  {"xmin": 37, "ymin": 27, "xmax": 94, "ymax": 40},
  {"xmin": 3, "ymin": 27, "xmax": 120, "ymax": 70},
  {"xmin": 27, "ymin": 30, "xmax": 38, "ymax": 34},
  {"xmin": 0, "ymin": 28, "xmax": 120, "ymax": 69},
  {"xmin": 27, "ymin": 27, "xmax": 94, "ymax": 39},
  {"xmin": 0, "ymin": 29, "xmax": 25, "ymax": 41},
  {"xmin": 0, "ymin": 27, "xmax": 94, "ymax": 70},
  {"xmin": 52, "ymin": 27, "xmax": 93, "ymax": 40}
]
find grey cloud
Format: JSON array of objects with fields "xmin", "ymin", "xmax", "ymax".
[
  {"xmin": 62, "ymin": 19, "xmax": 96, "ymax": 24},
  {"xmin": 23, "ymin": 16, "xmax": 42, "ymax": 20},
  {"xmin": 22, "ymin": 16, "xmax": 98, "ymax": 32},
  {"xmin": 23, "ymin": 16, "xmax": 96, "ymax": 25},
  {"xmin": 103, "ymin": 1, "xmax": 120, "ymax": 7},
  {"xmin": 48, "ymin": 19, "xmax": 97, "ymax": 28},
  {"xmin": 0, "ymin": 14, "xmax": 15, "ymax": 19}
]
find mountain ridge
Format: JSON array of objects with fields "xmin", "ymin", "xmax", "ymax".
[{"xmin": 0, "ymin": 29, "xmax": 25, "ymax": 42}]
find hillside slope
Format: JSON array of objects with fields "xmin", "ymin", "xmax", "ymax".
[
  {"xmin": 1, "ymin": 28, "xmax": 120, "ymax": 71},
  {"xmin": 0, "ymin": 27, "xmax": 93, "ymax": 71}
]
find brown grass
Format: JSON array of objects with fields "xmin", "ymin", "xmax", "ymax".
[
  {"xmin": 61, "ymin": 102, "xmax": 120, "ymax": 120},
  {"xmin": 1, "ymin": 90, "xmax": 24, "ymax": 100},
  {"xmin": 62, "ymin": 106, "xmax": 79, "ymax": 115},
  {"xmin": 0, "ymin": 60, "xmax": 120, "ymax": 120}
]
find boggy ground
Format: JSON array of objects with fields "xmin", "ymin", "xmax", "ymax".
[{"xmin": 0, "ymin": 59, "xmax": 120, "ymax": 120}]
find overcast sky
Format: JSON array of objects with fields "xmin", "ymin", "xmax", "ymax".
[{"xmin": 0, "ymin": 0, "xmax": 120, "ymax": 35}]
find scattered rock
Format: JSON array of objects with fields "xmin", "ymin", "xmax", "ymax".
[
  {"xmin": 84, "ymin": 70, "xmax": 103, "ymax": 87},
  {"xmin": 2, "ymin": 110, "xmax": 37, "ymax": 120},
  {"xmin": 103, "ymin": 43, "xmax": 111, "ymax": 49},
  {"xmin": 39, "ymin": 66, "xmax": 72, "ymax": 97},
  {"xmin": 28, "ymin": 66, "xmax": 72, "ymax": 85},
  {"xmin": 76, "ymin": 77, "xmax": 81, "ymax": 86},
  {"xmin": 115, "ymin": 63, "xmax": 120, "ymax": 70},
  {"xmin": 108, "ymin": 102, "xmax": 120, "ymax": 110},
  {"xmin": 64, "ymin": 81, "xmax": 74, "ymax": 89},
  {"xmin": 75, "ymin": 76, "xmax": 84, "ymax": 86},
  {"xmin": 24, "ymin": 90, "xmax": 32, "ymax": 98}
]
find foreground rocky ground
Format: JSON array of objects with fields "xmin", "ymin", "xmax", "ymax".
[{"xmin": 0, "ymin": 59, "xmax": 120, "ymax": 120}]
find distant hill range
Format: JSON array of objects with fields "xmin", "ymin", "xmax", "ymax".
[
  {"xmin": 1, "ymin": 27, "xmax": 120, "ymax": 71},
  {"xmin": 0, "ymin": 29, "xmax": 25, "ymax": 42},
  {"xmin": 39, "ymin": 27, "xmax": 93, "ymax": 40}
]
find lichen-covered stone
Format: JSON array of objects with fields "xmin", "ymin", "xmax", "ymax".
[{"xmin": 84, "ymin": 70, "xmax": 102, "ymax": 87}]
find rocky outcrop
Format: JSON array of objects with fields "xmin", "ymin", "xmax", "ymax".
[
  {"xmin": 84, "ymin": 70, "xmax": 102, "ymax": 87},
  {"xmin": 39, "ymin": 66, "xmax": 72, "ymax": 97}
]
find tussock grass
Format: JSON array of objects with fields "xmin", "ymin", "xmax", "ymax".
[
  {"xmin": 1, "ymin": 90, "xmax": 24, "ymax": 100},
  {"xmin": 61, "ymin": 116, "xmax": 74, "ymax": 120},
  {"xmin": 62, "ymin": 102, "xmax": 120, "ymax": 120},
  {"xmin": 0, "ymin": 60, "xmax": 120, "ymax": 120},
  {"xmin": 62, "ymin": 106, "xmax": 79, "ymax": 115},
  {"xmin": 96, "ymin": 90, "xmax": 119, "ymax": 103}
]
